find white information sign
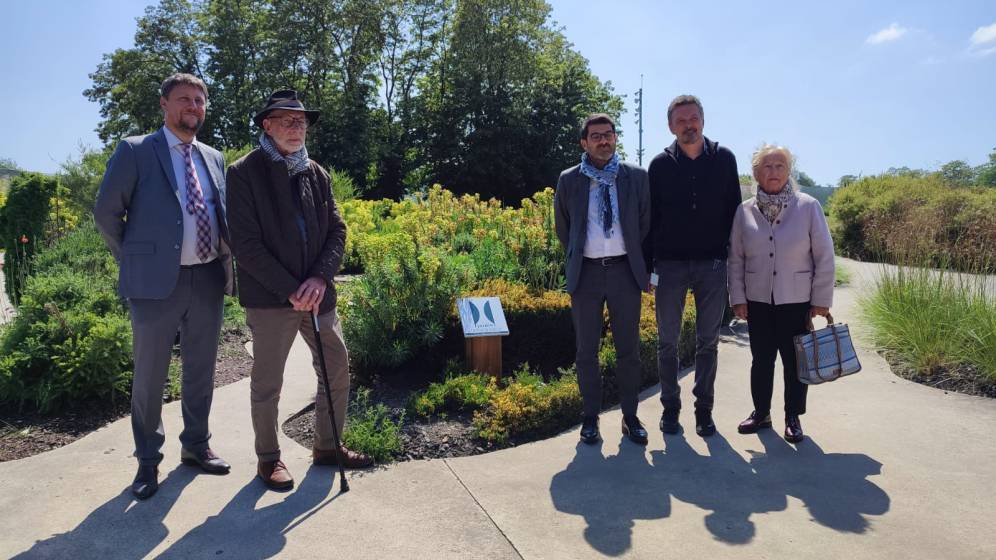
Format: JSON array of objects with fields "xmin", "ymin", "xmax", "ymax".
[{"xmin": 456, "ymin": 297, "xmax": 509, "ymax": 338}]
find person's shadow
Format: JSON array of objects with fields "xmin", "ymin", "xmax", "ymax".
[
  {"xmin": 12, "ymin": 465, "xmax": 198, "ymax": 559},
  {"xmin": 751, "ymin": 430, "xmax": 890, "ymax": 533},
  {"xmin": 552, "ymin": 429, "xmax": 891, "ymax": 554},
  {"xmin": 650, "ymin": 432, "xmax": 786, "ymax": 544},
  {"xmin": 549, "ymin": 440, "xmax": 670, "ymax": 556},
  {"xmin": 154, "ymin": 465, "xmax": 338, "ymax": 559}
]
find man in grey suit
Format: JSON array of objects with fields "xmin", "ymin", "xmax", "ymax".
[
  {"xmin": 554, "ymin": 113, "xmax": 652, "ymax": 446},
  {"xmin": 94, "ymin": 73, "xmax": 234, "ymax": 500}
]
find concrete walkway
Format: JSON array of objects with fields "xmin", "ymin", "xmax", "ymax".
[{"xmin": 2, "ymin": 258, "xmax": 995, "ymax": 559}]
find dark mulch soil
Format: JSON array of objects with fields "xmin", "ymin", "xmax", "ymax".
[
  {"xmin": 880, "ymin": 350, "xmax": 996, "ymax": 399},
  {"xmin": 0, "ymin": 330, "xmax": 252, "ymax": 463}
]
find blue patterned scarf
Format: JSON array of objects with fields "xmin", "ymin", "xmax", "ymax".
[
  {"xmin": 259, "ymin": 133, "xmax": 310, "ymax": 176},
  {"xmin": 580, "ymin": 152, "xmax": 620, "ymax": 238}
]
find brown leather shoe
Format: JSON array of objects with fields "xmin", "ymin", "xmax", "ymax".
[
  {"xmin": 313, "ymin": 446, "xmax": 374, "ymax": 469},
  {"xmin": 258, "ymin": 460, "xmax": 294, "ymax": 490}
]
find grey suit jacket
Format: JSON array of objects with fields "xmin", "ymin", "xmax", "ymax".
[
  {"xmin": 93, "ymin": 128, "xmax": 234, "ymax": 300},
  {"xmin": 554, "ymin": 162, "xmax": 651, "ymax": 294}
]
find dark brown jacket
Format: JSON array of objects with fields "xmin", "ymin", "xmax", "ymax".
[{"xmin": 226, "ymin": 148, "xmax": 346, "ymax": 314}]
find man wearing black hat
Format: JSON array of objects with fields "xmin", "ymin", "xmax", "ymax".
[
  {"xmin": 94, "ymin": 73, "xmax": 234, "ymax": 500},
  {"xmin": 226, "ymin": 90, "xmax": 372, "ymax": 490}
]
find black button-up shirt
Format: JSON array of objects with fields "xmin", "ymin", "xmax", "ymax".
[{"xmin": 645, "ymin": 137, "xmax": 742, "ymax": 263}]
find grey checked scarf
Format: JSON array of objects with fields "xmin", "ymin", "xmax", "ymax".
[
  {"xmin": 756, "ymin": 181, "xmax": 795, "ymax": 224},
  {"xmin": 259, "ymin": 133, "xmax": 310, "ymax": 176}
]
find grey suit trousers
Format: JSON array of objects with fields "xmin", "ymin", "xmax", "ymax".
[
  {"xmin": 571, "ymin": 260, "xmax": 643, "ymax": 418},
  {"xmin": 129, "ymin": 260, "xmax": 225, "ymax": 466}
]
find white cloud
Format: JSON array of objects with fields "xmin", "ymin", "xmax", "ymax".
[
  {"xmin": 970, "ymin": 22, "xmax": 996, "ymax": 45},
  {"xmin": 969, "ymin": 22, "xmax": 996, "ymax": 56},
  {"xmin": 866, "ymin": 23, "xmax": 909, "ymax": 45}
]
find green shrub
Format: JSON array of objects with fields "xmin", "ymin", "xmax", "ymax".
[
  {"xmin": 0, "ymin": 270, "xmax": 130, "ymax": 412},
  {"xmin": 472, "ymin": 365, "xmax": 582, "ymax": 444},
  {"xmin": 830, "ymin": 174, "xmax": 996, "ymax": 271},
  {"xmin": 31, "ymin": 220, "xmax": 116, "ymax": 279},
  {"xmin": 343, "ymin": 387, "xmax": 404, "ymax": 462},
  {"xmin": 329, "ymin": 167, "xmax": 359, "ymax": 203},
  {"xmin": 340, "ymin": 232, "xmax": 475, "ymax": 373},
  {"xmin": 408, "ymin": 362, "xmax": 495, "ymax": 417},
  {"xmin": 0, "ymin": 173, "xmax": 59, "ymax": 304},
  {"xmin": 862, "ymin": 266, "xmax": 996, "ymax": 383}
]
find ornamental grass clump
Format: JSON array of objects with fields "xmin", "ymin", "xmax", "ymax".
[{"xmin": 862, "ymin": 265, "xmax": 996, "ymax": 385}]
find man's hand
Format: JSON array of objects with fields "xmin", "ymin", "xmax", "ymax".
[
  {"xmin": 810, "ymin": 306, "xmax": 830, "ymax": 319},
  {"xmin": 732, "ymin": 303, "xmax": 748, "ymax": 321},
  {"xmin": 291, "ymin": 277, "xmax": 327, "ymax": 312}
]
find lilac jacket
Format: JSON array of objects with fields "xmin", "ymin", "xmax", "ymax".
[{"xmin": 728, "ymin": 191, "xmax": 834, "ymax": 307}]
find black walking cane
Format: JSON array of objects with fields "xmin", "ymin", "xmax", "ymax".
[{"xmin": 310, "ymin": 309, "xmax": 350, "ymax": 492}]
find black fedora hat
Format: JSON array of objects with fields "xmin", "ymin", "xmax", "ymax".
[{"xmin": 253, "ymin": 89, "xmax": 320, "ymax": 127}]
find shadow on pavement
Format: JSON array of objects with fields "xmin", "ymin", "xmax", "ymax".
[
  {"xmin": 550, "ymin": 429, "xmax": 890, "ymax": 556},
  {"xmin": 154, "ymin": 465, "xmax": 338, "ymax": 559},
  {"xmin": 13, "ymin": 465, "xmax": 197, "ymax": 559}
]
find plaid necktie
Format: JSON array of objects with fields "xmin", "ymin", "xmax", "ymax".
[{"xmin": 180, "ymin": 144, "xmax": 213, "ymax": 262}]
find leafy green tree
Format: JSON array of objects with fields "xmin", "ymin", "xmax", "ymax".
[
  {"xmin": 977, "ymin": 151, "xmax": 996, "ymax": 188},
  {"xmin": 57, "ymin": 146, "xmax": 113, "ymax": 217},
  {"xmin": 938, "ymin": 159, "xmax": 976, "ymax": 187},
  {"xmin": 838, "ymin": 174, "xmax": 859, "ymax": 188},
  {"xmin": 415, "ymin": 0, "xmax": 622, "ymax": 203},
  {"xmin": 84, "ymin": 0, "xmax": 204, "ymax": 144},
  {"xmin": 797, "ymin": 171, "xmax": 818, "ymax": 188}
]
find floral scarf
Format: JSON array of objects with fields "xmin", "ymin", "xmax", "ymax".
[{"xmin": 756, "ymin": 182, "xmax": 795, "ymax": 224}]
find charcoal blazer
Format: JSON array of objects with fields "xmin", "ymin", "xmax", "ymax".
[
  {"xmin": 93, "ymin": 128, "xmax": 234, "ymax": 299},
  {"xmin": 554, "ymin": 162, "xmax": 651, "ymax": 294}
]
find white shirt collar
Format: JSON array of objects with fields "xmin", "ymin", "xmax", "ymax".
[{"xmin": 162, "ymin": 126, "xmax": 197, "ymax": 150}]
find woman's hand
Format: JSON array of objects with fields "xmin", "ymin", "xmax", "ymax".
[
  {"xmin": 733, "ymin": 303, "xmax": 748, "ymax": 321},
  {"xmin": 810, "ymin": 306, "xmax": 830, "ymax": 318}
]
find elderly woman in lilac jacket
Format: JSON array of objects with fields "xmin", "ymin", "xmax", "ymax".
[{"xmin": 728, "ymin": 144, "xmax": 834, "ymax": 443}]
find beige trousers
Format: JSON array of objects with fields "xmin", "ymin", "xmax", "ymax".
[{"xmin": 246, "ymin": 307, "xmax": 349, "ymax": 461}]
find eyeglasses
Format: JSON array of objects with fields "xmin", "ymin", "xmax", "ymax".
[
  {"xmin": 266, "ymin": 115, "xmax": 309, "ymax": 129},
  {"xmin": 586, "ymin": 131, "xmax": 616, "ymax": 142}
]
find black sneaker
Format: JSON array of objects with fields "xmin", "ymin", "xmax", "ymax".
[
  {"xmin": 659, "ymin": 409, "xmax": 681, "ymax": 434},
  {"xmin": 695, "ymin": 408, "xmax": 716, "ymax": 437},
  {"xmin": 580, "ymin": 416, "xmax": 600, "ymax": 444},
  {"xmin": 622, "ymin": 415, "xmax": 648, "ymax": 445}
]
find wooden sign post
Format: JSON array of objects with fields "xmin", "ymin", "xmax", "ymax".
[{"xmin": 456, "ymin": 297, "xmax": 509, "ymax": 380}]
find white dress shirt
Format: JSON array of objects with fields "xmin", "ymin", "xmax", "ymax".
[
  {"xmin": 583, "ymin": 176, "xmax": 627, "ymax": 258},
  {"xmin": 163, "ymin": 126, "xmax": 220, "ymax": 265}
]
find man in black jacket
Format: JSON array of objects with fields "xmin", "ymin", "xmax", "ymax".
[
  {"xmin": 227, "ymin": 90, "xmax": 372, "ymax": 491},
  {"xmin": 646, "ymin": 95, "xmax": 742, "ymax": 438}
]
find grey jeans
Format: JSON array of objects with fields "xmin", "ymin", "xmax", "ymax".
[{"xmin": 655, "ymin": 259, "xmax": 728, "ymax": 412}]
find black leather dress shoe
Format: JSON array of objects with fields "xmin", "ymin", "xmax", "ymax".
[
  {"xmin": 132, "ymin": 464, "xmax": 159, "ymax": 500},
  {"xmin": 694, "ymin": 409, "xmax": 716, "ymax": 437},
  {"xmin": 659, "ymin": 409, "xmax": 681, "ymax": 434},
  {"xmin": 180, "ymin": 447, "xmax": 231, "ymax": 474},
  {"xmin": 580, "ymin": 416, "xmax": 600, "ymax": 444},
  {"xmin": 784, "ymin": 415, "xmax": 804, "ymax": 443},
  {"xmin": 622, "ymin": 415, "xmax": 648, "ymax": 445},
  {"xmin": 737, "ymin": 411, "xmax": 772, "ymax": 434}
]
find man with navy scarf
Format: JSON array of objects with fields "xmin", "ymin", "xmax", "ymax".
[{"xmin": 554, "ymin": 113, "xmax": 652, "ymax": 445}]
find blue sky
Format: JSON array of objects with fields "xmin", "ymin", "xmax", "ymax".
[{"xmin": 1, "ymin": 1, "xmax": 994, "ymax": 186}]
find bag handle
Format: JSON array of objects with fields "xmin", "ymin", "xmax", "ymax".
[{"xmin": 807, "ymin": 312, "xmax": 842, "ymax": 382}]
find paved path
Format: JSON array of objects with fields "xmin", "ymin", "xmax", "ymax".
[
  {"xmin": 2, "ymin": 258, "xmax": 995, "ymax": 559},
  {"xmin": 0, "ymin": 253, "xmax": 15, "ymax": 325}
]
